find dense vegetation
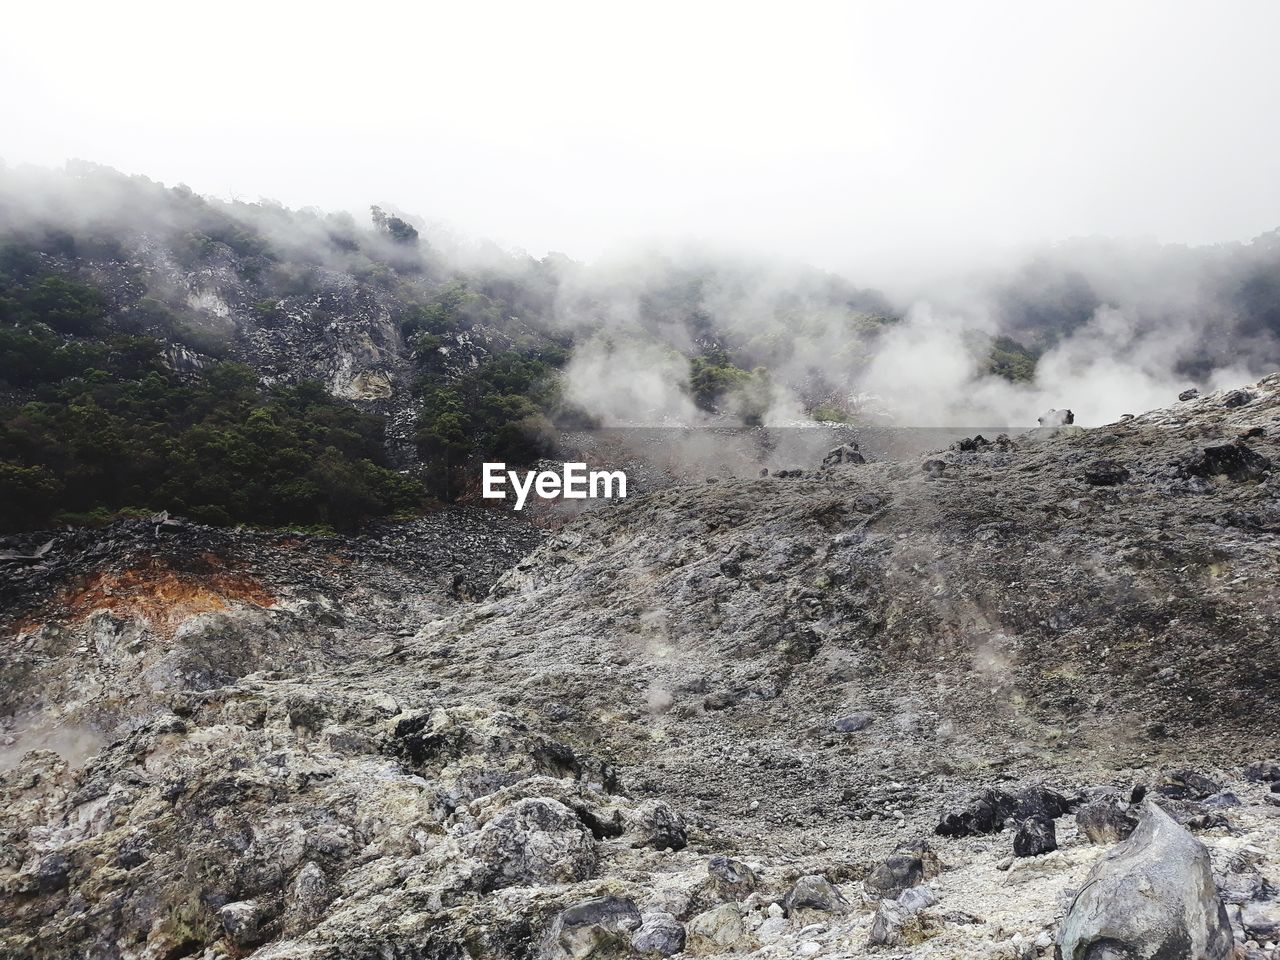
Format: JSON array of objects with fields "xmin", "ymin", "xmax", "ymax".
[{"xmin": 0, "ymin": 256, "xmax": 422, "ymax": 531}]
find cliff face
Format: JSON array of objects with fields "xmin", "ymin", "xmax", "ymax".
[{"xmin": 1, "ymin": 377, "xmax": 1278, "ymax": 959}]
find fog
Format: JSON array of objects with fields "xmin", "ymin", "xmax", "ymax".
[
  {"xmin": 4, "ymin": 1, "xmax": 1280, "ymax": 428},
  {"xmin": 4, "ymin": 0, "xmax": 1279, "ymax": 286}
]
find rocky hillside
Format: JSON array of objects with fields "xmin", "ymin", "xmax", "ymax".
[{"xmin": 2, "ymin": 376, "xmax": 1279, "ymax": 958}]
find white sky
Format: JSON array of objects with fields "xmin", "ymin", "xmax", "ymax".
[{"xmin": 3, "ymin": 0, "xmax": 1279, "ymax": 284}]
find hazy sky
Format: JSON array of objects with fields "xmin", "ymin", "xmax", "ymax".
[{"xmin": 4, "ymin": 0, "xmax": 1279, "ymax": 284}]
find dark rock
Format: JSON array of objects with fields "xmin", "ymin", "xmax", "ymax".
[
  {"xmin": 703, "ymin": 691, "xmax": 739, "ymax": 711},
  {"xmin": 951, "ymin": 435, "xmax": 991, "ymax": 452},
  {"xmin": 1013, "ymin": 816, "xmax": 1056, "ymax": 857},
  {"xmin": 936, "ymin": 785, "xmax": 1073, "ymax": 838},
  {"xmin": 1187, "ymin": 441, "xmax": 1272, "ymax": 482},
  {"xmin": 28, "ymin": 852, "xmax": 72, "ymax": 893},
  {"xmin": 545, "ymin": 896, "xmax": 642, "ymax": 960},
  {"xmin": 1082, "ymin": 459, "xmax": 1130, "ymax": 486},
  {"xmin": 1152, "ymin": 770, "xmax": 1222, "ymax": 801},
  {"xmin": 823, "ymin": 443, "xmax": 865, "ymax": 467},
  {"xmin": 1179, "ymin": 388, "xmax": 1200, "ymax": 401},
  {"xmin": 783, "ymin": 874, "xmax": 851, "ymax": 916},
  {"xmin": 831, "ymin": 712, "xmax": 874, "ymax": 733},
  {"xmin": 1222, "ymin": 389, "xmax": 1254, "ymax": 408},
  {"xmin": 1244, "ymin": 760, "xmax": 1280, "ymax": 783},
  {"xmin": 1241, "ymin": 902, "xmax": 1280, "ymax": 943},
  {"xmin": 865, "ymin": 853, "xmax": 924, "ymax": 899},
  {"xmin": 922, "ymin": 459, "xmax": 946, "ymax": 476},
  {"xmin": 623, "ymin": 800, "xmax": 687, "ymax": 851},
  {"xmin": 1056, "ymin": 802, "xmax": 1232, "ymax": 960},
  {"xmin": 1076, "ymin": 795, "xmax": 1138, "ymax": 844},
  {"xmin": 631, "ymin": 912, "xmax": 685, "ymax": 956}
]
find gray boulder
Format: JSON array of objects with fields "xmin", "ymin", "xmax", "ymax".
[
  {"xmin": 823, "ymin": 443, "xmax": 865, "ymax": 467},
  {"xmin": 869, "ymin": 897, "xmax": 938, "ymax": 947},
  {"xmin": 623, "ymin": 799, "xmax": 687, "ymax": 851},
  {"xmin": 782, "ymin": 874, "xmax": 850, "ymax": 917},
  {"xmin": 832, "ymin": 712, "xmax": 874, "ymax": 733},
  {"xmin": 631, "ymin": 912, "xmax": 686, "ymax": 956},
  {"xmin": 865, "ymin": 853, "xmax": 924, "ymax": 899},
  {"xmin": 1076, "ymin": 795, "xmax": 1138, "ymax": 844},
  {"xmin": 544, "ymin": 896, "xmax": 642, "ymax": 959},
  {"xmin": 1055, "ymin": 802, "xmax": 1232, "ymax": 960},
  {"xmin": 468, "ymin": 797, "xmax": 597, "ymax": 892}
]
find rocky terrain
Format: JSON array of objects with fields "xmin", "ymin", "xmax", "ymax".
[{"xmin": 2, "ymin": 376, "xmax": 1280, "ymax": 959}]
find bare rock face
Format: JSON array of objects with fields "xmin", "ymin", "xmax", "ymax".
[
  {"xmin": 467, "ymin": 797, "xmax": 598, "ymax": 892},
  {"xmin": 1055, "ymin": 802, "xmax": 1232, "ymax": 960},
  {"xmin": 3, "ymin": 375, "xmax": 1280, "ymax": 958}
]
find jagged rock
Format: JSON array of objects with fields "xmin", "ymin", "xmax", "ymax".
[
  {"xmin": 832, "ymin": 712, "xmax": 874, "ymax": 733},
  {"xmin": 870, "ymin": 897, "xmax": 938, "ymax": 947},
  {"xmin": 1244, "ymin": 760, "xmax": 1280, "ymax": 782},
  {"xmin": 1082, "ymin": 459, "xmax": 1130, "ymax": 486},
  {"xmin": 782, "ymin": 875, "xmax": 851, "ymax": 917},
  {"xmin": 696, "ymin": 855, "xmax": 758, "ymax": 909},
  {"xmin": 467, "ymin": 797, "xmax": 597, "ymax": 892},
  {"xmin": 951, "ymin": 435, "xmax": 992, "ymax": 452},
  {"xmin": 898, "ymin": 886, "xmax": 939, "ymax": 913},
  {"xmin": 631, "ymin": 913, "xmax": 686, "ymax": 956},
  {"xmin": 1076, "ymin": 795, "xmax": 1138, "ymax": 844},
  {"xmin": 686, "ymin": 903, "xmax": 753, "ymax": 952},
  {"xmin": 218, "ymin": 900, "xmax": 268, "ymax": 949},
  {"xmin": 1222, "ymin": 389, "xmax": 1254, "ymax": 408},
  {"xmin": 1180, "ymin": 388, "xmax": 1200, "ymax": 401},
  {"xmin": 823, "ymin": 443, "xmax": 865, "ymax": 467},
  {"xmin": 1241, "ymin": 902, "xmax": 1280, "ymax": 942},
  {"xmin": 922, "ymin": 459, "xmax": 947, "ymax": 476},
  {"xmin": 1013, "ymin": 815, "xmax": 1057, "ymax": 857},
  {"xmin": 1187, "ymin": 441, "xmax": 1272, "ymax": 482},
  {"xmin": 544, "ymin": 896, "xmax": 642, "ymax": 960},
  {"xmin": 936, "ymin": 786, "xmax": 1073, "ymax": 837},
  {"xmin": 1055, "ymin": 803, "xmax": 1232, "ymax": 960},
  {"xmin": 24, "ymin": 852, "xmax": 72, "ymax": 893},
  {"xmin": 623, "ymin": 799, "xmax": 687, "ymax": 851},
  {"xmin": 865, "ymin": 853, "xmax": 924, "ymax": 899},
  {"xmin": 1151, "ymin": 770, "xmax": 1223, "ymax": 801}
]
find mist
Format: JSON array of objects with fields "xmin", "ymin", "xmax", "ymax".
[
  {"xmin": 5, "ymin": 0, "xmax": 1280, "ymax": 430},
  {"xmin": 4, "ymin": 1, "xmax": 1279, "ymax": 284}
]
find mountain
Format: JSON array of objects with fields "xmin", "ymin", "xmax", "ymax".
[
  {"xmin": 6, "ymin": 163, "xmax": 1280, "ymax": 535},
  {"xmin": 1, "ymin": 376, "xmax": 1277, "ymax": 958}
]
